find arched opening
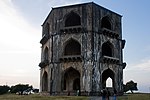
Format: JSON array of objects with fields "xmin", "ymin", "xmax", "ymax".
[
  {"xmin": 65, "ymin": 12, "xmax": 81, "ymax": 27},
  {"xmin": 106, "ymin": 77, "xmax": 113, "ymax": 87},
  {"xmin": 102, "ymin": 69, "xmax": 114, "ymax": 88},
  {"xmin": 44, "ymin": 47, "xmax": 49, "ymax": 60},
  {"xmin": 102, "ymin": 42, "xmax": 113, "ymax": 57},
  {"xmin": 64, "ymin": 39, "xmax": 81, "ymax": 56},
  {"xmin": 63, "ymin": 67, "xmax": 80, "ymax": 91},
  {"xmin": 101, "ymin": 16, "xmax": 111, "ymax": 30},
  {"xmin": 42, "ymin": 71, "xmax": 48, "ymax": 91}
]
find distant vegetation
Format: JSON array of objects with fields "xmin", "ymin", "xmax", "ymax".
[
  {"xmin": 0, "ymin": 85, "xmax": 10, "ymax": 94},
  {"xmin": 123, "ymin": 80, "xmax": 138, "ymax": 93},
  {"xmin": 0, "ymin": 84, "xmax": 38, "ymax": 95},
  {"xmin": 10, "ymin": 84, "xmax": 32, "ymax": 93}
]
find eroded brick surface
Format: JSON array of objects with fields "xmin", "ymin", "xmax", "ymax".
[{"xmin": 39, "ymin": 2, "xmax": 126, "ymax": 96}]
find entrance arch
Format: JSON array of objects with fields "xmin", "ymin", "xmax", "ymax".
[
  {"xmin": 63, "ymin": 67, "xmax": 80, "ymax": 91},
  {"xmin": 102, "ymin": 69, "xmax": 115, "ymax": 88},
  {"xmin": 42, "ymin": 71, "xmax": 48, "ymax": 91}
]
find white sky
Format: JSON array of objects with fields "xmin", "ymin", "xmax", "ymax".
[
  {"xmin": 0, "ymin": 0, "xmax": 40, "ymax": 88},
  {"xmin": 0, "ymin": 0, "xmax": 150, "ymax": 93}
]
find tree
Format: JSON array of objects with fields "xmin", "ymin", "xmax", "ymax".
[
  {"xmin": 10, "ymin": 84, "xmax": 32, "ymax": 94},
  {"xmin": 0, "ymin": 85, "xmax": 10, "ymax": 95},
  {"xmin": 123, "ymin": 80, "xmax": 138, "ymax": 93}
]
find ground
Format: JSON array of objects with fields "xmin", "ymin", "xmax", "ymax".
[{"xmin": 0, "ymin": 93, "xmax": 149, "ymax": 100}]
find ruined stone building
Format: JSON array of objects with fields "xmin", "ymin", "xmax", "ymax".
[{"xmin": 39, "ymin": 2, "xmax": 126, "ymax": 95}]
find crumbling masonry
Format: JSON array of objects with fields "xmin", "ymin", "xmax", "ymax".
[{"xmin": 39, "ymin": 2, "xmax": 126, "ymax": 96}]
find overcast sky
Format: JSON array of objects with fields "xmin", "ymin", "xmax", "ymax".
[{"xmin": 0, "ymin": 0, "xmax": 150, "ymax": 92}]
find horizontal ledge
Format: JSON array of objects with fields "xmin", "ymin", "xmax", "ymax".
[{"xmin": 60, "ymin": 55, "xmax": 82, "ymax": 62}]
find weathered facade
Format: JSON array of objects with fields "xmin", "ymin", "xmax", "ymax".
[{"xmin": 39, "ymin": 2, "xmax": 126, "ymax": 96}]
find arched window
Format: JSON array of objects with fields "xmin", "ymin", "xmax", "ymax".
[
  {"xmin": 101, "ymin": 16, "xmax": 111, "ymax": 30},
  {"xmin": 65, "ymin": 12, "xmax": 81, "ymax": 27},
  {"xmin": 44, "ymin": 47, "xmax": 49, "ymax": 60},
  {"xmin": 64, "ymin": 39, "xmax": 81, "ymax": 56},
  {"xmin": 102, "ymin": 42, "xmax": 113, "ymax": 57}
]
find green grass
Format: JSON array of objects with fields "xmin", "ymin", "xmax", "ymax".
[
  {"xmin": 118, "ymin": 93, "xmax": 150, "ymax": 100},
  {"xmin": 0, "ymin": 94, "xmax": 88, "ymax": 100},
  {"xmin": 0, "ymin": 93, "xmax": 149, "ymax": 100}
]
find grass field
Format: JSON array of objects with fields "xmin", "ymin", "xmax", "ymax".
[
  {"xmin": 0, "ymin": 93, "xmax": 149, "ymax": 100},
  {"xmin": 117, "ymin": 93, "xmax": 150, "ymax": 100}
]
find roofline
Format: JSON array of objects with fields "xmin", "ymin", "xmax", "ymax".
[
  {"xmin": 92, "ymin": 2, "xmax": 122, "ymax": 17},
  {"xmin": 52, "ymin": 2, "xmax": 122, "ymax": 17},
  {"xmin": 42, "ymin": 2, "xmax": 122, "ymax": 26},
  {"xmin": 52, "ymin": 2, "xmax": 93, "ymax": 9},
  {"xmin": 41, "ymin": 10, "xmax": 52, "ymax": 26}
]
